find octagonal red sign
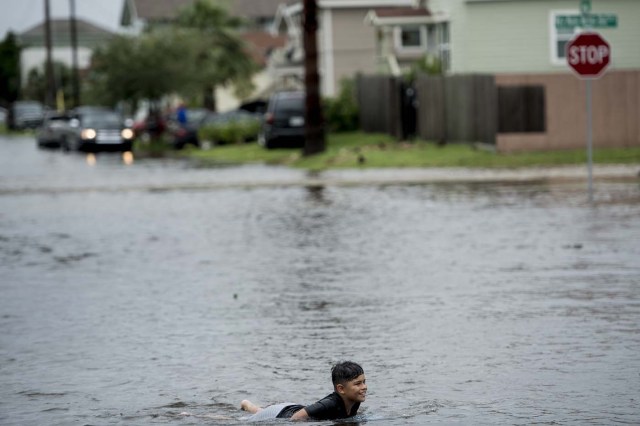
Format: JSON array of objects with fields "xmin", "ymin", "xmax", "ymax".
[{"xmin": 566, "ymin": 32, "xmax": 611, "ymax": 79}]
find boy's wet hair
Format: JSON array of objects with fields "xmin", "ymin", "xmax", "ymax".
[{"xmin": 331, "ymin": 361, "xmax": 364, "ymax": 387}]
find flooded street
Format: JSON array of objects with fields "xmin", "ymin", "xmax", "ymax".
[{"xmin": 1, "ymin": 135, "xmax": 639, "ymax": 425}]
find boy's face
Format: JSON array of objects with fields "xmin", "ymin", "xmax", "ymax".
[{"xmin": 337, "ymin": 374, "xmax": 367, "ymax": 403}]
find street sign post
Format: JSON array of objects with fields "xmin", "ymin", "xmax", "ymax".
[{"xmin": 566, "ymin": 31, "xmax": 611, "ymax": 203}]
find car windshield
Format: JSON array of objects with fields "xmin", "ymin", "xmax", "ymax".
[
  {"xmin": 275, "ymin": 97, "xmax": 304, "ymax": 118},
  {"xmin": 15, "ymin": 103, "xmax": 43, "ymax": 113},
  {"xmin": 83, "ymin": 113, "xmax": 122, "ymax": 128}
]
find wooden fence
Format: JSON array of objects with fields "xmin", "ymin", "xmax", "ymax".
[
  {"xmin": 357, "ymin": 73, "xmax": 499, "ymax": 144},
  {"xmin": 415, "ymin": 74, "xmax": 497, "ymax": 145},
  {"xmin": 356, "ymin": 70, "xmax": 640, "ymax": 151},
  {"xmin": 356, "ymin": 75, "xmax": 402, "ymax": 139},
  {"xmin": 497, "ymin": 85, "xmax": 545, "ymax": 133}
]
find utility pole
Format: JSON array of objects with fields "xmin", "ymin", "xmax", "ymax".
[
  {"xmin": 70, "ymin": 0, "xmax": 80, "ymax": 107},
  {"xmin": 44, "ymin": 0, "xmax": 55, "ymax": 108},
  {"xmin": 302, "ymin": 0, "xmax": 325, "ymax": 156}
]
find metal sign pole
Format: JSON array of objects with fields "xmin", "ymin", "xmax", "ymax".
[
  {"xmin": 586, "ymin": 79, "xmax": 594, "ymax": 203},
  {"xmin": 583, "ymin": 0, "xmax": 593, "ymax": 203}
]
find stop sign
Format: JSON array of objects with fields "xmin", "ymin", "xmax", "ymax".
[{"xmin": 566, "ymin": 31, "xmax": 611, "ymax": 78}]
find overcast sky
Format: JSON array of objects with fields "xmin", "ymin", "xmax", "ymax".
[{"xmin": 1, "ymin": 0, "xmax": 122, "ymax": 37}]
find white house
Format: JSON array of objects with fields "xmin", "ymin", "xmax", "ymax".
[{"xmin": 17, "ymin": 18, "xmax": 115, "ymax": 86}]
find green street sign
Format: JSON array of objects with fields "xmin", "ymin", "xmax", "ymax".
[{"xmin": 555, "ymin": 14, "xmax": 618, "ymax": 30}]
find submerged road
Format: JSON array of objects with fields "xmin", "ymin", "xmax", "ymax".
[{"xmin": 1, "ymin": 135, "xmax": 640, "ymax": 425}]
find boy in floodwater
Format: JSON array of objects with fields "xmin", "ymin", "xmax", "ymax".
[{"xmin": 240, "ymin": 361, "xmax": 367, "ymax": 421}]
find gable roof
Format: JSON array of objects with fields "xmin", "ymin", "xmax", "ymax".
[
  {"xmin": 130, "ymin": 0, "xmax": 195, "ymax": 21},
  {"xmin": 19, "ymin": 18, "xmax": 115, "ymax": 48},
  {"xmin": 121, "ymin": 0, "xmax": 296, "ymax": 26},
  {"xmin": 373, "ymin": 7, "xmax": 431, "ymax": 18},
  {"xmin": 241, "ymin": 31, "xmax": 287, "ymax": 65},
  {"xmin": 366, "ymin": 6, "xmax": 439, "ymax": 26},
  {"xmin": 121, "ymin": 0, "xmax": 196, "ymax": 26},
  {"xmin": 231, "ymin": 0, "xmax": 297, "ymax": 19}
]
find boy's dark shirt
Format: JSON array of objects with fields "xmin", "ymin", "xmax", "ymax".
[{"xmin": 277, "ymin": 392, "xmax": 360, "ymax": 420}]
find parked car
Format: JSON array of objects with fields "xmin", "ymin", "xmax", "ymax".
[
  {"xmin": 0, "ymin": 106, "xmax": 7, "ymax": 127},
  {"xmin": 165, "ymin": 107, "xmax": 209, "ymax": 149},
  {"xmin": 60, "ymin": 108, "xmax": 135, "ymax": 152},
  {"xmin": 36, "ymin": 111, "xmax": 71, "ymax": 148},
  {"xmin": 258, "ymin": 91, "xmax": 306, "ymax": 149},
  {"xmin": 7, "ymin": 100, "xmax": 45, "ymax": 130}
]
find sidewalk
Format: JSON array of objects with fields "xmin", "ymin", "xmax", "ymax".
[{"xmin": 308, "ymin": 164, "xmax": 640, "ymax": 187}]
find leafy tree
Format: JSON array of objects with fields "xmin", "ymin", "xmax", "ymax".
[
  {"xmin": 0, "ymin": 32, "xmax": 21, "ymax": 105},
  {"xmin": 86, "ymin": 0, "xmax": 255, "ymax": 113},
  {"xmin": 323, "ymin": 78, "xmax": 359, "ymax": 132},
  {"xmin": 406, "ymin": 54, "xmax": 443, "ymax": 82},
  {"xmin": 87, "ymin": 31, "xmax": 199, "ymax": 109},
  {"xmin": 22, "ymin": 61, "xmax": 73, "ymax": 107},
  {"xmin": 173, "ymin": 0, "xmax": 256, "ymax": 110}
]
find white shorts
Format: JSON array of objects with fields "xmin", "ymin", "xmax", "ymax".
[{"xmin": 246, "ymin": 402, "xmax": 299, "ymax": 422}]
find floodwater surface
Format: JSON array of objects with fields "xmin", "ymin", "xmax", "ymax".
[{"xmin": 1, "ymin": 136, "xmax": 639, "ymax": 425}]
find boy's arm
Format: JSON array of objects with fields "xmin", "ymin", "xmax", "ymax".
[{"xmin": 290, "ymin": 408, "xmax": 309, "ymax": 421}]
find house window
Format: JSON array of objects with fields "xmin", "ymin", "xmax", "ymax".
[
  {"xmin": 394, "ymin": 26, "xmax": 426, "ymax": 53},
  {"xmin": 550, "ymin": 10, "xmax": 581, "ymax": 65},
  {"xmin": 401, "ymin": 27, "xmax": 422, "ymax": 48}
]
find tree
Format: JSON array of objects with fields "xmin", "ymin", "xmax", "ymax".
[
  {"xmin": 86, "ymin": 0, "xmax": 255, "ymax": 112},
  {"xmin": 173, "ymin": 0, "xmax": 256, "ymax": 111},
  {"xmin": 87, "ymin": 31, "xmax": 199, "ymax": 109},
  {"xmin": 0, "ymin": 32, "xmax": 21, "ymax": 105},
  {"xmin": 22, "ymin": 61, "xmax": 73, "ymax": 106}
]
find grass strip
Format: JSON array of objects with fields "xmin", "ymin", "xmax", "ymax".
[{"xmin": 187, "ymin": 132, "xmax": 640, "ymax": 170}]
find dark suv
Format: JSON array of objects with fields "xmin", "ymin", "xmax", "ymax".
[{"xmin": 259, "ymin": 91, "xmax": 305, "ymax": 149}]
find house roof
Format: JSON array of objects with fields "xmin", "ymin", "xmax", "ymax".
[
  {"xmin": 366, "ymin": 6, "xmax": 439, "ymax": 26},
  {"xmin": 126, "ymin": 0, "xmax": 195, "ymax": 22},
  {"xmin": 373, "ymin": 7, "xmax": 431, "ymax": 18},
  {"xmin": 241, "ymin": 31, "xmax": 287, "ymax": 66},
  {"xmin": 231, "ymin": 0, "xmax": 297, "ymax": 19},
  {"xmin": 121, "ymin": 0, "xmax": 296, "ymax": 26},
  {"xmin": 19, "ymin": 18, "xmax": 115, "ymax": 48}
]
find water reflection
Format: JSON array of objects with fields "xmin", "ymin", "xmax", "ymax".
[
  {"xmin": 85, "ymin": 152, "xmax": 97, "ymax": 166},
  {"xmin": 85, "ymin": 151, "xmax": 134, "ymax": 167},
  {"xmin": 122, "ymin": 151, "xmax": 134, "ymax": 165}
]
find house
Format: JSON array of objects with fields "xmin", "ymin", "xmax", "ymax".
[
  {"xmin": 365, "ymin": 4, "xmax": 449, "ymax": 76},
  {"xmin": 273, "ymin": 0, "xmax": 640, "ymax": 95},
  {"xmin": 273, "ymin": 0, "xmax": 454, "ymax": 97},
  {"xmin": 17, "ymin": 18, "xmax": 115, "ymax": 85},
  {"xmin": 230, "ymin": 0, "xmax": 297, "ymax": 30},
  {"xmin": 356, "ymin": 0, "xmax": 640, "ymax": 151},
  {"xmin": 424, "ymin": 0, "xmax": 640, "ymax": 74}
]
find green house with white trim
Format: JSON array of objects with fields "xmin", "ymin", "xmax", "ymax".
[{"xmin": 422, "ymin": 0, "xmax": 639, "ymax": 74}]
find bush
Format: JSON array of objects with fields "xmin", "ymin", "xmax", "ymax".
[
  {"xmin": 198, "ymin": 117, "xmax": 261, "ymax": 145},
  {"xmin": 323, "ymin": 78, "xmax": 359, "ymax": 132}
]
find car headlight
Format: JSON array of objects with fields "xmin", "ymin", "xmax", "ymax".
[
  {"xmin": 81, "ymin": 128, "xmax": 97, "ymax": 139},
  {"xmin": 121, "ymin": 128, "xmax": 134, "ymax": 139}
]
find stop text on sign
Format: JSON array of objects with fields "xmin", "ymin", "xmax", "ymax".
[{"xmin": 568, "ymin": 45, "xmax": 610, "ymax": 65}]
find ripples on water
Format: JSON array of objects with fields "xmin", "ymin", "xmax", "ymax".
[{"xmin": 1, "ymin": 145, "xmax": 639, "ymax": 425}]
